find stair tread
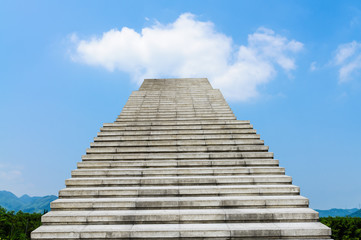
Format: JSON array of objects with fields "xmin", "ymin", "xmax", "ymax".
[
  {"xmin": 53, "ymin": 195, "xmax": 308, "ymax": 202},
  {"xmin": 32, "ymin": 222, "xmax": 331, "ymax": 238},
  {"xmin": 43, "ymin": 208, "xmax": 318, "ymax": 218}
]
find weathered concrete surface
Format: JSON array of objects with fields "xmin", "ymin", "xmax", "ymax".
[{"xmin": 32, "ymin": 78, "xmax": 331, "ymax": 239}]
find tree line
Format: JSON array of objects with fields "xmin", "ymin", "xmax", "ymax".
[
  {"xmin": 320, "ymin": 216, "xmax": 361, "ymax": 239},
  {"xmin": 0, "ymin": 206, "xmax": 360, "ymax": 240},
  {"xmin": 0, "ymin": 206, "xmax": 42, "ymax": 240}
]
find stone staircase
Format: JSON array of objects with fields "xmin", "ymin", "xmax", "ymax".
[{"xmin": 32, "ymin": 78, "xmax": 331, "ymax": 239}]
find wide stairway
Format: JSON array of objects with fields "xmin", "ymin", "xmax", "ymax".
[{"xmin": 32, "ymin": 78, "xmax": 331, "ymax": 239}]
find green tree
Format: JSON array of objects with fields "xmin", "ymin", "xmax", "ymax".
[
  {"xmin": 0, "ymin": 206, "xmax": 42, "ymax": 240},
  {"xmin": 320, "ymin": 216, "xmax": 361, "ymax": 240}
]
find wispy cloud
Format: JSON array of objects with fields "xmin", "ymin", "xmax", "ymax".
[
  {"xmin": 350, "ymin": 7, "xmax": 361, "ymax": 27},
  {"xmin": 0, "ymin": 163, "xmax": 22, "ymax": 181},
  {"xmin": 310, "ymin": 61, "xmax": 317, "ymax": 71},
  {"xmin": 333, "ymin": 41, "xmax": 361, "ymax": 83},
  {"xmin": 70, "ymin": 13, "xmax": 303, "ymax": 101}
]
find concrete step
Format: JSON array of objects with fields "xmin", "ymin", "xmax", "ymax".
[
  {"xmin": 125, "ymin": 95, "xmax": 222, "ymax": 97},
  {"xmin": 124, "ymin": 95, "xmax": 224, "ymax": 98},
  {"xmin": 126, "ymin": 101, "xmax": 227, "ymax": 103},
  {"xmin": 121, "ymin": 107, "xmax": 233, "ymax": 112},
  {"xmin": 123, "ymin": 100, "xmax": 228, "ymax": 102},
  {"xmin": 125, "ymin": 100, "xmax": 228, "ymax": 103},
  {"xmin": 100, "ymin": 126, "xmax": 254, "ymax": 132},
  {"xmin": 59, "ymin": 185, "xmax": 299, "ymax": 198},
  {"xmin": 129, "ymin": 87, "xmax": 215, "ymax": 91},
  {"xmin": 129, "ymin": 93, "xmax": 222, "ymax": 96},
  {"xmin": 129, "ymin": 96, "xmax": 227, "ymax": 99},
  {"xmin": 85, "ymin": 145, "xmax": 269, "ymax": 154},
  {"xmin": 124, "ymin": 99, "xmax": 225, "ymax": 102},
  {"xmin": 71, "ymin": 167, "xmax": 284, "ymax": 178},
  {"xmin": 125, "ymin": 97, "xmax": 226, "ymax": 100},
  {"xmin": 41, "ymin": 208, "xmax": 318, "ymax": 225},
  {"xmin": 31, "ymin": 222, "xmax": 331, "ymax": 239},
  {"xmin": 120, "ymin": 107, "xmax": 230, "ymax": 110},
  {"xmin": 124, "ymin": 99, "xmax": 227, "ymax": 101},
  {"xmin": 77, "ymin": 159, "xmax": 280, "ymax": 169},
  {"xmin": 90, "ymin": 139, "xmax": 264, "ymax": 147},
  {"xmin": 103, "ymin": 120, "xmax": 250, "ymax": 127},
  {"xmin": 125, "ymin": 96, "xmax": 224, "ymax": 99},
  {"xmin": 124, "ymin": 98, "xmax": 225, "ymax": 100},
  {"xmin": 126, "ymin": 94, "xmax": 223, "ymax": 97},
  {"xmin": 121, "ymin": 103, "xmax": 232, "ymax": 106},
  {"xmin": 120, "ymin": 109, "xmax": 234, "ymax": 114},
  {"xmin": 122, "ymin": 103, "xmax": 228, "ymax": 105},
  {"xmin": 128, "ymin": 96, "xmax": 225, "ymax": 98},
  {"xmin": 125, "ymin": 97, "xmax": 227, "ymax": 100},
  {"xmin": 96, "ymin": 131, "xmax": 258, "ymax": 138},
  {"xmin": 107, "ymin": 120, "xmax": 249, "ymax": 125},
  {"xmin": 101, "ymin": 127, "xmax": 254, "ymax": 133},
  {"xmin": 122, "ymin": 99, "xmax": 229, "ymax": 104},
  {"xmin": 125, "ymin": 99, "xmax": 226, "ymax": 101},
  {"xmin": 116, "ymin": 117, "xmax": 237, "ymax": 121},
  {"xmin": 81, "ymin": 152, "xmax": 274, "ymax": 161},
  {"xmin": 118, "ymin": 113, "xmax": 236, "ymax": 118},
  {"xmin": 125, "ymin": 95, "xmax": 225, "ymax": 98},
  {"xmin": 124, "ymin": 100, "xmax": 228, "ymax": 103},
  {"xmin": 119, "ymin": 108, "xmax": 232, "ymax": 112},
  {"xmin": 65, "ymin": 175, "xmax": 292, "ymax": 187},
  {"xmin": 50, "ymin": 196, "xmax": 308, "ymax": 210},
  {"xmin": 119, "ymin": 113, "xmax": 235, "ymax": 118}
]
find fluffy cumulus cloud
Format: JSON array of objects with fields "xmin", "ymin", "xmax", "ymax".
[
  {"xmin": 334, "ymin": 41, "xmax": 361, "ymax": 83},
  {"xmin": 71, "ymin": 13, "xmax": 303, "ymax": 101}
]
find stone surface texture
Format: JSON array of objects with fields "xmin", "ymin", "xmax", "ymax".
[{"xmin": 32, "ymin": 78, "xmax": 331, "ymax": 239}]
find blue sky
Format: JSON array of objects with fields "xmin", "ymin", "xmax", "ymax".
[{"xmin": 1, "ymin": 0, "xmax": 361, "ymax": 209}]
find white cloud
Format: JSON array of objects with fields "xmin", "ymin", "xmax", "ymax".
[
  {"xmin": 70, "ymin": 13, "xmax": 303, "ymax": 101},
  {"xmin": 334, "ymin": 41, "xmax": 361, "ymax": 83},
  {"xmin": 310, "ymin": 61, "xmax": 317, "ymax": 71},
  {"xmin": 0, "ymin": 163, "xmax": 22, "ymax": 181}
]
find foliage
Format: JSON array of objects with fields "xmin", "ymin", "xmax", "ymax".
[
  {"xmin": 320, "ymin": 216, "xmax": 361, "ymax": 240},
  {"xmin": 0, "ymin": 206, "xmax": 42, "ymax": 240}
]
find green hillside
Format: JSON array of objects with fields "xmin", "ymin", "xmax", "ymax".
[
  {"xmin": 0, "ymin": 190, "xmax": 57, "ymax": 213},
  {"xmin": 315, "ymin": 208, "xmax": 359, "ymax": 217},
  {"xmin": 349, "ymin": 209, "xmax": 361, "ymax": 217}
]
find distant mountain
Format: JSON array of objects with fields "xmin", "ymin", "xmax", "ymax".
[
  {"xmin": 0, "ymin": 190, "xmax": 57, "ymax": 213},
  {"xmin": 315, "ymin": 208, "xmax": 359, "ymax": 217},
  {"xmin": 348, "ymin": 209, "xmax": 361, "ymax": 217}
]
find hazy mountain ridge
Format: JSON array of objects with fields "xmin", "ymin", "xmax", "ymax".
[
  {"xmin": 0, "ymin": 190, "xmax": 57, "ymax": 213},
  {"xmin": 315, "ymin": 208, "xmax": 360, "ymax": 217},
  {"xmin": 348, "ymin": 209, "xmax": 361, "ymax": 217}
]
